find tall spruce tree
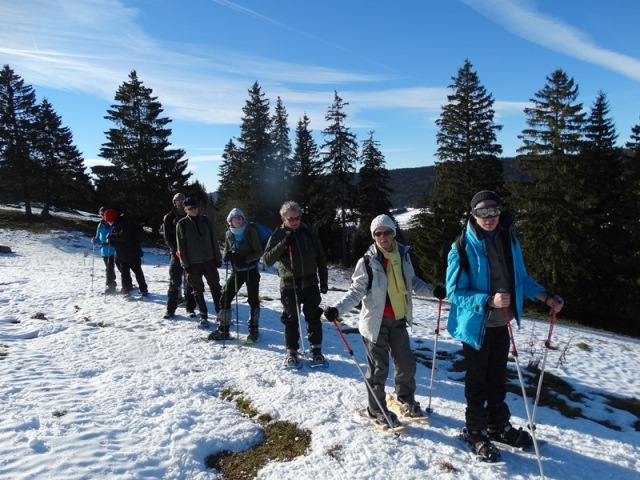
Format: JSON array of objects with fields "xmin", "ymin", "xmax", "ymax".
[
  {"xmin": 413, "ymin": 59, "xmax": 503, "ymax": 282},
  {"xmin": 514, "ymin": 68, "xmax": 586, "ymax": 316},
  {"xmin": 290, "ymin": 114, "xmax": 322, "ymax": 216},
  {"xmin": 32, "ymin": 99, "xmax": 93, "ymax": 217},
  {"xmin": 321, "ymin": 91, "xmax": 359, "ymax": 265},
  {"xmin": 271, "ymin": 97, "xmax": 292, "ymax": 208},
  {"xmin": 353, "ymin": 131, "xmax": 393, "ymax": 256},
  {"xmin": 0, "ymin": 65, "xmax": 40, "ymax": 216},
  {"xmin": 216, "ymin": 138, "xmax": 255, "ymax": 229},
  {"xmin": 97, "ymin": 71, "xmax": 190, "ymax": 231},
  {"xmin": 236, "ymin": 82, "xmax": 275, "ymax": 225}
]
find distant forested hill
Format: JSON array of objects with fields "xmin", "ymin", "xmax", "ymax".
[{"xmin": 388, "ymin": 157, "xmax": 523, "ymax": 208}]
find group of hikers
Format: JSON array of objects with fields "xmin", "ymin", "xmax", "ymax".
[{"xmin": 92, "ymin": 191, "xmax": 564, "ymax": 462}]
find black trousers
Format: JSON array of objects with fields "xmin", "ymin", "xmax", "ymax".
[
  {"xmin": 119, "ymin": 258, "xmax": 148, "ymax": 294},
  {"xmin": 279, "ymin": 284, "xmax": 322, "ymax": 351},
  {"xmin": 102, "ymin": 255, "xmax": 120, "ymax": 289},
  {"xmin": 221, "ymin": 266, "xmax": 260, "ymax": 310},
  {"xmin": 462, "ymin": 325, "xmax": 511, "ymax": 432},
  {"xmin": 167, "ymin": 254, "xmax": 195, "ymax": 312},
  {"xmin": 187, "ymin": 260, "xmax": 221, "ymax": 314}
]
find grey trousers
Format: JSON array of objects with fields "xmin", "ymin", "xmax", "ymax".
[{"xmin": 362, "ymin": 316, "xmax": 417, "ymax": 414}]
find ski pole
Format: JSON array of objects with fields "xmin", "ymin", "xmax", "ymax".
[
  {"xmin": 288, "ymin": 244, "xmax": 307, "ymax": 356},
  {"xmin": 91, "ymin": 241, "xmax": 96, "ymax": 292},
  {"xmin": 426, "ymin": 299, "xmax": 442, "ymax": 414},
  {"xmin": 531, "ymin": 307, "xmax": 558, "ymax": 428},
  {"xmin": 504, "ymin": 308, "xmax": 545, "ymax": 479},
  {"xmin": 235, "ymin": 265, "xmax": 240, "ymax": 348},
  {"xmin": 330, "ymin": 318, "xmax": 401, "ymax": 436},
  {"xmin": 222, "ymin": 261, "xmax": 229, "ymax": 349}
]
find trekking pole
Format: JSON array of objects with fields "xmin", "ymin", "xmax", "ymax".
[
  {"xmin": 222, "ymin": 261, "xmax": 229, "ymax": 349},
  {"xmin": 426, "ymin": 299, "xmax": 442, "ymax": 414},
  {"xmin": 234, "ymin": 266, "xmax": 240, "ymax": 348},
  {"xmin": 504, "ymin": 308, "xmax": 545, "ymax": 479},
  {"xmin": 288, "ymin": 244, "xmax": 307, "ymax": 356},
  {"xmin": 531, "ymin": 307, "xmax": 558, "ymax": 429},
  {"xmin": 330, "ymin": 318, "xmax": 401, "ymax": 437},
  {"xmin": 91, "ymin": 242, "xmax": 96, "ymax": 292}
]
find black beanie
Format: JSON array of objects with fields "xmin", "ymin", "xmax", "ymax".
[{"xmin": 470, "ymin": 190, "xmax": 501, "ymax": 208}]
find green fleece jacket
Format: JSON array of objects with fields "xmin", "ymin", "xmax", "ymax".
[
  {"xmin": 176, "ymin": 214, "xmax": 221, "ymax": 269},
  {"xmin": 263, "ymin": 223, "xmax": 328, "ymax": 289}
]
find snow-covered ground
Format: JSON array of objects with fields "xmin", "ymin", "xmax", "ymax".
[{"xmin": 1, "ymin": 221, "xmax": 638, "ymax": 479}]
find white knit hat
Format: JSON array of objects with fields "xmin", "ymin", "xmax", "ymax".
[{"xmin": 370, "ymin": 214, "xmax": 396, "ymax": 237}]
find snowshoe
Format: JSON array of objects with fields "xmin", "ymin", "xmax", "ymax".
[
  {"xmin": 163, "ymin": 311, "xmax": 176, "ymax": 320},
  {"xmin": 387, "ymin": 395, "xmax": 428, "ymax": 423},
  {"xmin": 462, "ymin": 428, "xmax": 502, "ymax": 463},
  {"xmin": 198, "ymin": 315, "xmax": 210, "ymax": 328},
  {"xmin": 244, "ymin": 330, "xmax": 259, "ymax": 344},
  {"xmin": 488, "ymin": 422, "xmax": 533, "ymax": 449},
  {"xmin": 309, "ymin": 352, "xmax": 328, "ymax": 368},
  {"xmin": 357, "ymin": 407, "xmax": 406, "ymax": 433},
  {"xmin": 208, "ymin": 329, "xmax": 231, "ymax": 341},
  {"xmin": 186, "ymin": 310, "xmax": 197, "ymax": 318},
  {"xmin": 281, "ymin": 351, "xmax": 303, "ymax": 370}
]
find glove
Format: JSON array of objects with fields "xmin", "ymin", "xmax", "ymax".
[
  {"xmin": 323, "ymin": 307, "xmax": 338, "ymax": 322},
  {"xmin": 106, "ymin": 233, "xmax": 114, "ymax": 245},
  {"xmin": 216, "ymin": 260, "xmax": 222, "ymax": 268},
  {"xmin": 320, "ymin": 284, "xmax": 328, "ymax": 294},
  {"xmin": 226, "ymin": 251, "xmax": 237, "ymax": 265},
  {"xmin": 91, "ymin": 237, "xmax": 97, "ymax": 245},
  {"xmin": 282, "ymin": 231, "xmax": 293, "ymax": 247},
  {"xmin": 433, "ymin": 284, "xmax": 447, "ymax": 300}
]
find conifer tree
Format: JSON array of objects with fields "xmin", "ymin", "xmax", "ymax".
[
  {"xmin": 32, "ymin": 99, "xmax": 93, "ymax": 217},
  {"xmin": 353, "ymin": 131, "xmax": 393, "ymax": 256},
  {"xmin": 271, "ymin": 97, "xmax": 292, "ymax": 208},
  {"xmin": 216, "ymin": 139, "xmax": 254, "ymax": 229},
  {"xmin": 0, "ymin": 65, "xmax": 40, "ymax": 216},
  {"xmin": 290, "ymin": 114, "xmax": 322, "ymax": 216},
  {"xmin": 515, "ymin": 68, "xmax": 586, "ymax": 312},
  {"xmin": 321, "ymin": 91, "xmax": 359, "ymax": 264},
  {"xmin": 236, "ymin": 82, "xmax": 274, "ymax": 225},
  {"xmin": 413, "ymin": 59, "xmax": 503, "ymax": 282},
  {"xmin": 97, "ymin": 70, "xmax": 190, "ymax": 231}
]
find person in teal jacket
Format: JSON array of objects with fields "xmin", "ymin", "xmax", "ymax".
[
  {"xmin": 446, "ymin": 190, "xmax": 563, "ymax": 462},
  {"xmin": 91, "ymin": 207, "xmax": 120, "ymax": 294}
]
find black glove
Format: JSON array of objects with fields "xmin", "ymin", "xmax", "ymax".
[
  {"xmin": 224, "ymin": 251, "xmax": 236, "ymax": 264},
  {"xmin": 106, "ymin": 233, "xmax": 114, "ymax": 244},
  {"xmin": 282, "ymin": 231, "xmax": 293, "ymax": 247},
  {"xmin": 320, "ymin": 284, "xmax": 328, "ymax": 294},
  {"xmin": 433, "ymin": 284, "xmax": 447, "ymax": 300},
  {"xmin": 216, "ymin": 260, "xmax": 222, "ymax": 268},
  {"xmin": 324, "ymin": 307, "xmax": 338, "ymax": 322}
]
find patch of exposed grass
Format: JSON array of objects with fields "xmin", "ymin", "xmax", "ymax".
[
  {"xmin": 208, "ymin": 388, "xmax": 311, "ymax": 479},
  {"xmin": 575, "ymin": 342, "xmax": 591, "ymax": 352},
  {"xmin": 438, "ymin": 460, "xmax": 458, "ymax": 473},
  {"xmin": 327, "ymin": 444, "xmax": 344, "ymax": 462}
]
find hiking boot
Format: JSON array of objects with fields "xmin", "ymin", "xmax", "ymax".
[
  {"xmin": 463, "ymin": 428, "xmax": 502, "ymax": 462},
  {"xmin": 367, "ymin": 408, "xmax": 403, "ymax": 429},
  {"xmin": 208, "ymin": 328, "xmax": 230, "ymax": 341},
  {"xmin": 198, "ymin": 314, "xmax": 210, "ymax": 328},
  {"xmin": 186, "ymin": 309, "xmax": 196, "ymax": 318},
  {"xmin": 140, "ymin": 291, "xmax": 149, "ymax": 297},
  {"xmin": 163, "ymin": 310, "xmax": 175, "ymax": 320},
  {"xmin": 397, "ymin": 399, "xmax": 424, "ymax": 418},
  {"xmin": 104, "ymin": 286, "xmax": 117, "ymax": 295},
  {"xmin": 310, "ymin": 344, "xmax": 325, "ymax": 365},
  {"xmin": 488, "ymin": 422, "xmax": 533, "ymax": 448},
  {"xmin": 284, "ymin": 350, "xmax": 299, "ymax": 367},
  {"xmin": 246, "ymin": 330, "xmax": 259, "ymax": 342}
]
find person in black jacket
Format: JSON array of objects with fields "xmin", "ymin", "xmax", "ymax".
[
  {"xmin": 162, "ymin": 193, "xmax": 196, "ymax": 319},
  {"xmin": 176, "ymin": 198, "xmax": 222, "ymax": 326},
  {"xmin": 106, "ymin": 210, "xmax": 148, "ymax": 297}
]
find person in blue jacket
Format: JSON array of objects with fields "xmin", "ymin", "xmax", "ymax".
[
  {"xmin": 446, "ymin": 190, "xmax": 563, "ymax": 462},
  {"xmin": 91, "ymin": 207, "xmax": 120, "ymax": 294}
]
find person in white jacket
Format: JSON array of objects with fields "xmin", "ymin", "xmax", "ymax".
[{"xmin": 324, "ymin": 214, "xmax": 446, "ymax": 428}]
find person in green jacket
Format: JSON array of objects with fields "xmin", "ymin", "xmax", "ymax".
[
  {"xmin": 263, "ymin": 201, "xmax": 328, "ymax": 367},
  {"xmin": 176, "ymin": 198, "xmax": 222, "ymax": 327}
]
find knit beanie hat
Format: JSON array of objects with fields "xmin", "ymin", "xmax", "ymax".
[
  {"xmin": 470, "ymin": 190, "xmax": 501, "ymax": 209},
  {"xmin": 183, "ymin": 197, "xmax": 198, "ymax": 208},
  {"xmin": 172, "ymin": 193, "xmax": 186, "ymax": 203},
  {"xmin": 103, "ymin": 209, "xmax": 118, "ymax": 223},
  {"xmin": 227, "ymin": 208, "xmax": 246, "ymax": 225},
  {"xmin": 370, "ymin": 214, "xmax": 397, "ymax": 237}
]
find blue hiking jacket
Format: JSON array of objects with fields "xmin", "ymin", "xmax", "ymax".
[
  {"xmin": 445, "ymin": 213, "xmax": 544, "ymax": 350},
  {"xmin": 94, "ymin": 221, "xmax": 115, "ymax": 257}
]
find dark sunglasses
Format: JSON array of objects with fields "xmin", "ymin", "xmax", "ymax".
[
  {"xmin": 473, "ymin": 205, "xmax": 501, "ymax": 218},
  {"xmin": 373, "ymin": 230, "xmax": 394, "ymax": 238}
]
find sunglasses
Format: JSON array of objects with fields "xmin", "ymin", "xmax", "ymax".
[
  {"xmin": 473, "ymin": 205, "xmax": 501, "ymax": 218},
  {"xmin": 373, "ymin": 230, "xmax": 394, "ymax": 238},
  {"xmin": 286, "ymin": 216, "xmax": 301, "ymax": 222}
]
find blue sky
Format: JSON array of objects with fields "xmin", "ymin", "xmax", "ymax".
[{"xmin": 2, "ymin": 0, "xmax": 640, "ymax": 193}]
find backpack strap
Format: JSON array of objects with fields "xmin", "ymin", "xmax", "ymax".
[
  {"xmin": 363, "ymin": 253, "xmax": 374, "ymax": 291},
  {"xmin": 454, "ymin": 232, "xmax": 469, "ymax": 290}
]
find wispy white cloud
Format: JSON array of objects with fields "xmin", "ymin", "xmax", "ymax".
[
  {"xmin": 0, "ymin": 0, "xmax": 425, "ymax": 130},
  {"xmin": 461, "ymin": 0, "xmax": 640, "ymax": 81}
]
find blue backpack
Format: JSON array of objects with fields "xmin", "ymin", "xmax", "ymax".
[{"xmin": 250, "ymin": 222, "xmax": 273, "ymax": 249}]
